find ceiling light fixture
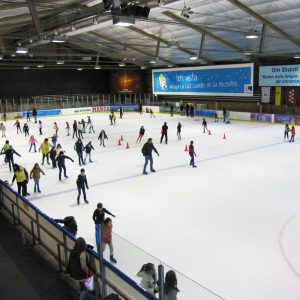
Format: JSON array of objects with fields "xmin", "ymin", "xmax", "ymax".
[
  {"xmin": 56, "ymin": 60, "xmax": 64, "ymax": 65},
  {"xmin": 94, "ymin": 65, "xmax": 101, "ymax": 69},
  {"xmin": 169, "ymin": 41, "xmax": 180, "ymax": 49},
  {"xmin": 245, "ymin": 30, "xmax": 259, "ymax": 39},
  {"xmin": 0, "ymin": 55, "xmax": 3, "ymax": 60},
  {"xmin": 150, "ymin": 58, "xmax": 157, "ymax": 64},
  {"xmin": 23, "ymin": 66, "xmax": 29, "ymax": 70},
  {"xmin": 118, "ymin": 62, "xmax": 126, "ymax": 67},
  {"xmin": 113, "ymin": 16, "xmax": 135, "ymax": 27},
  {"xmin": 294, "ymin": 54, "xmax": 300, "ymax": 59},
  {"xmin": 37, "ymin": 64, "xmax": 44, "ymax": 68},
  {"xmin": 77, "ymin": 68, "xmax": 83, "ymax": 71},
  {"xmin": 51, "ymin": 36, "xmax": 66, "ymax": 43},
  {"xmin": 181, "ymin": 5, "xmax": 193, "ymax": 18},
  {"xmin": 189, "ymin": 55, "xmax": 198, "ymax": 60},
  {"xmin": 16, "ymin": 47, "xmax": 28, "ymax": 54}
]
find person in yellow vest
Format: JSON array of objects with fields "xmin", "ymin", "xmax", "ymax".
[
  {"xmin": 39, "ymin": 138, "xmax": 50, "ymax": 165},
  {"xmin": 11, "ymin": 164, "xmax": 30, "ymax": 197}
]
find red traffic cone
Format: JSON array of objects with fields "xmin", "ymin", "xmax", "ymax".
[
  {"xmin": 117, "ymin": 139, "xmax": 121, "ymax": 145},
  {"xmin": 184, "ymin": 145, "xmax": 188, "ymax": 152},
  {"xmin": 125, "ymin": 142, "xmax": 130, "ymax": 149},
  {"xmin": 223, "ymin": 133, "xmax": 226, "ymax": 139},
  {"xmin": 208, "ymin": 130, "xmax": 211, "ymax": 135},
  {"xmin": 120, "ymin": 134, "xmax": 124, "ymax": 141}
]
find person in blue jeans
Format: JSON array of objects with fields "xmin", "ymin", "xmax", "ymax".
[
  {"xmin": 76, "ymin": 168, "xmax": 89, "ymax": 205},
  {"xmin": 141, "ymin": 138, "xmax": 159, "ymax": 175}
]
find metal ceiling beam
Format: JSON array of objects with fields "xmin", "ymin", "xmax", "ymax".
[
  {"xmin": 259, "ymin": 24, "xmax": 266, "ymax": 54},
  {"xmin": 89, "ymin": 32, "xmax": 176, "ymax": 66},
  {"xmin": 198, "ymin": 34, "xmax": 205, "ymax": 58},
  {"xmin": 26, "ymin": 0, "xmax": 44, "ymax": 40},
  {"xmin": 127, "ymin": 26, "xmax": 196, "ymax": 56},
  {"xmin": 227, "ymin": 0, "xmax": 300, "ymax": 48},
  {"xmin": 155, "ymin": 41, "xmax": 160, "ymax": 59},
  {"xmin": 162, "ymin": 11, "xmax": 243, "ymax": 53},
  {"xmin": 0, "ymin": 38, "xmax": 6, "ymax": 53}
]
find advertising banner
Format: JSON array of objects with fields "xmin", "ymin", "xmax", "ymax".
[
  {"xmin": 275, "ymin": 87, "xmax": 282, "ymax": 106},
  {"xmin": 274, "ymin": 114, "xmax": 300, "ymax": 124},
  {"xmin": 22, "ymin": 109, "xmax": 61, "ymax": 118},
  {"xmin": 152, "ymin": 63, "xmax": 254, "ymax": 96},
  {"xmin": 250, "ymin": 113, "xmax": 273, "ymax": 122},
  {"xmin": 286, "ymin": 87, "xmax": 298, "ymax": 106},
  {"xmin": 261, "ymin": 87, "xmax": 271, "ymax": 103},
  {"xmin": 259, "ymin": 65, "xmax": 300, "ymax": 86}
]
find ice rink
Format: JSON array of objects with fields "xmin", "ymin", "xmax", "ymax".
[{"xmin": 1, "ymin": 111, "xmax": 300, "ymax": 300}]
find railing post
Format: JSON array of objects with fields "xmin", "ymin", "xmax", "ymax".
[
  {"xmin": 98, "ymin": 228, "xmax": 107, "ymax": 297},
  {"xmin": 57, "ymin": 244, "xmax": 63, "ymax": 272},
  {"xmin": 36, "ymin": 211, "xmax": 41, "ymax": 243},
  {"xmin": 30, "ymin": 220, "xmax": 36, "ymax": 245},
  {"xmin": 158, "ymin": 264, "xmax": 164, "ymax": 300},
  {"xmin": 11, "ymin": 204, "xmax": 17, "ymax": 225}
]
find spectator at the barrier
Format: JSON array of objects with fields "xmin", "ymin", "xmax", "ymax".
[
  {"xmin": 11, "ymin": 163, "xmax": 30, "ymax": 196},
  {"xmin": 93, "ymin": 203, "xmax": 116, "ymax": 253},
  {"xmin": 30, "ymin": 163, "xmax": 45, "ymax": 193},
  {"xmin": 54, "ymin": 216, "xmax": 78, "ymax": 236},
  {"xmin": 102, "ymin": 218, "xmax": 117, "ymax": 263},
  {"xmin": 170, "ymin": 104, "xmax": 174, "ymax": 117},
  {"xmin": 222, "ymin": 107, "xmax": 226, "ymax": 122},
  {"xmin": 164, "ymin": 270, "xmax": 179, "ymax": 300},
  {"xmin": 190, "ymin": 104, "xmax": 194, "ymax": 117},
  {"xmin": 137, "ymin": 263, "xmax": 158, "ymax": 294},
  {"xmin": 185, "ymin": 104, "xmax": 190, "ymax": 116},
  {"xmin": 32, "ymin": 107, "xmax": 37, "ymax": 123},
  {"xmin": 26, "ymin": 110, "xmax": 31, "ymax": 122}
]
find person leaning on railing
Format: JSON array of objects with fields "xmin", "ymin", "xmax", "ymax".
[
  {"xmin": 54, "ymin": 216, "xmax": 78, "ymax": 236},
  {"xmin": 164, "ymin": 270, "xmax": 179, "ymax": 300}
]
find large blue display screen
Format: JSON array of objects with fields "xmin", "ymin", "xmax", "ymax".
[{"xmin": 152, "ymin": 64, "xmax": 253, "ymax": 96}]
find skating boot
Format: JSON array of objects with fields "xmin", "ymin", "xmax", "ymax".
[{"xmin": 110, "ymin": 255, "xmax": 117, "ymax": 263}]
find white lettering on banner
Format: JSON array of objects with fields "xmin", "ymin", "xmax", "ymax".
[{"xmin": 92, "ymin": 106, "xmax": 110, "ymax": 113}]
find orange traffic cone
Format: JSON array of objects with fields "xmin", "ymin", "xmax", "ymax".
[
  {"xmin": 125, "ymin": 142, "xmax": 130, "ymax": 149},
  {"xmin": 117, "ymin": 139, "xmax": 121, "ymax": 145},
  {"xmin": 208, "ymin": 130, "xmax": 211, "ymax": 135},
  {"xmin": 120, "ymin": 134, "xmax": 124, "ymax": 141},
  {"xmin": 184, "ymin": 145, "xmax": 188, "ymax": 151},
  {"xmin": 223, "ymin": 133, "xmax": 227, "ymax": 139}
]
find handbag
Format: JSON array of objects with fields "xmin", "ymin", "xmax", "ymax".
[{"xmin": 84, "ymin": 270, "xmax": 94, "ymax": 291}]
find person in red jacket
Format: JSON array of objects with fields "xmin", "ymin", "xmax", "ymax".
[
  {"xmin": 289, "ymin": 126, "xmax": 296, "ymax": 142},
  {"xmin": 188, "ymin": 141, "xmax": 197, "ymax": 168},
  {"xmin": 102, "ymin": 218, "xmax": 117, "ymax": 263}
]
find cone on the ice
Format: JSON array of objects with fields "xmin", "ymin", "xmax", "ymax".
[
  {"xmin": 223, "ymin": 133, "xmax": 226, "ymax": 139},
  {"xmin": 184, "ymin": 144, "xmax": 188, "ymax": 151},
  {"xmin": 120, "ymin": 134, "xmax": 124, "ymax": 141},
  {"xmin": 126, "ymin": 142, "xmax": 130, "ymax": 149},
  {"xmin": 208, "ymin": 130, "xmax": 212, "ymax": 135},
  {"xmin": 118, "ymin": 139, "xmax": 122, "ymax": 145}
]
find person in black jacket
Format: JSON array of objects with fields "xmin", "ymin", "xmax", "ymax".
[
  {"xmin": 160, "ymin": 122, "xmax": 168, "ymax": 144},
  {"xmin": 74, "ymin": 138, "xmax": 85, "ymax": 166},
  {"xmin": 55, "ymin": 151, "xmax": 74, "ymax": 180},
  {"xmin": 76, "ymin": 168, "xmax": 89, "ymax": 205},
  {"xmin": 141, "ymin": 138, "xmax": 159, "ymax": 175},
  {"xmin": 2, "ymin": 145, "xmax": 21, "ymax": 172},
  {"xmin": 177, "ymin": 123, "xmax": 182, "ymax": 140},
  {"xmin": 93, "ymin": 203, "xmax": 116, "ymax": 252},
  {"xmin": 170, "ymin": 104, "xmax": 174, "ymax": 117},
  {"xmin": 23, "ymin": 123, "xmax": 30, "ymax": 137},
  {"xmin": 49, "ymin": 146, "xmax": 57, "ymax": 168},
  {"xmin": 72, "ymin": 120, "xmax": 78, "ymax": 139},
  {"xmin": 54, "ymin": 216, "xmax": 78, "ymax": 236},
  {"xmin": 98, "ymin": 130, "xmax": 108, "ymax": 147},
  {"xmin": 202, "ymin": 118, "xmax": 208, "ymax": 133},
  {"xmin": 136, "ymin": 126, "xmax": 145, "ymax": 143},
  {"xmin": 32, "ymin": 107, "xmax": 37, "ymax": 123},
  {"xmin": 83, "ymin": 141, "xmax": 94, "ymax": 164},
  {"xmin": 14, "ymin": 120, "xmax": 22, "ymax": 134}
]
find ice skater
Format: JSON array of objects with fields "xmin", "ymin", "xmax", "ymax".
[
  {"xmin": 74, "ymin": 138, "xmax": 85, "ymax": 166},
  {"xmin": 136, "ymin": 126, "xmax": 145, "ymax": 143},
  {"xmin": 141, "ymin": 138, "xmax": 159, "ymax": 175},
  {"xmin": 223, "ymin": 107, "xmax": 226, "ymax": 122},
  {"xmin": 38, "ymin": 120, "xmax": 43, "ymax": 135},
  {"xmin": 177, "ymin": 123, "xmax": 182, "ymax": 140},
  {"xmin": 76, "ymin": 168, "xmax": 89, "ymax": 205},
  {"xmin": 290, "ymin": 126, "xmax": 295, "ymax": 142},
  {"xmin": 26, "ymin": 110, "xmax": 31, "ymax": 122},
  {"xmin": 284, "ymin": 124, "xmax": 290, "ymax": 141},
  {"xmin": 98, "ymin": 130, "xmax": 108, "ymax": 147},
  {"xmin": 226, "ymin": 110, "xmax": 230, "ymax": 124},
  {"xmin": 119, "ymin": 107, "xmax": 123, "ymax": 119},
  {"xmin": 1, "ymin": 140, "xmax": 10, "ymax": 163},
  {"xmin": 188, "ymin": 141, "xmax": 197, "ymax": 168},
  {"xmin": 66, "ymin": 122, "xmax": 70, "ymax": 136},
  {"xmin": 39, "ymin": 138, "xmax": 51, "ymax": 165},
  {"xmin": 30, "ymin": 163, "xmax": 45, "ymax": 193},
  {"xmin": 202, "ymin": 118, "xmax": 208, "ymax": 133},
  {"xmin": 112, "ymin": 112, "xmax": 116, "ymax": 125},
  {"xmin": 11, "ymin": 164, "xmax": 30, "ymax": 196},
  {"xmin": 160, "ymin": 122, "xmax": 168, "ymax": 144},
  {"xmin": 29, "ymin": 135, "xmax": 38, "ymax": 152},
  {"xmin": 23, "ymin": 123, "xmax": 30, "ymax": 137},
  {"xmin": 83, "ymin": 141, "xmax": 94, "ymax": 163},
  {"xmin": 102, "ymin": 218, "xmax": 117, "ymax": 263},
  {"xmin": 50, "ymin": 134, "xmax": 58, "ymax": 148},
  {"xmin": 55, "ymin": 151, "xmax": 74, "ymax": 181},
  {"xmin": 49, "ymin": 146, "xmax": 57, "ymax": 168},
  {"xmin": 88, "ymin": 118, "xmax": 95, "ymax": 134},
  {"xmin": 214, "ymin": 111, "xmax": 218, "ymax": 122},
  {"xmin": 0, "ymin": 123, "xmax": 6, "ymax": 137},
  {"xmin": 72, "ymin": 120, "xmax": 78, "ymax": 139},
  {"xmin": 32, "ymin": 107, "xmax": 37, "ymax": 123},
  {"xmin": 2, "ymin": 145, "xmax": 21, "ymax": 172},
  {"xmin": 150, "ymin": 109, "xmax": 155, "ymax": 118},
  {"xmin": 81, "ymin": 119, "xmax": 86, "ymax": 134},
  {"xmin": 92, "ymin": 203, "xmax": 116, "ymax": 253},
  {"xmin": 2, "ymin": 112, "xmax": 6, "ymax": 122},
  {"xmin": 14, "ymin": 120, "xmax": 22, "ymax": 134},
  {"xmin": 53, "ymin": 122, "xmax": 59, "ymax": 135},
  {"xmin": 77, "ymin": 121, "xmax": 84, "ymax": 139}
]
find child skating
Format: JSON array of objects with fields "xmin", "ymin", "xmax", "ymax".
[
  {"xmin": 284, "ymin": 124, "xmax": 290, "ymax": 141},
  {"xmin": 188, "ymin": 141, "xmax": 197, "ymax": 168},
  {"xmin": 30, "ymin": 163, "xmax": 45, "ymax": 193},
  {"xmin": 136, "ymin": 126, "xmax": 145, "ymax": 143},
  {"xmin": 29, "ymin": 135, "xmax": 38, "ymax": 152}
]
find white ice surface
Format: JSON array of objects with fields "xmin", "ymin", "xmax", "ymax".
[{"xmin": 1, "ymin": 112, "xmax": 300, "ymax": 300}]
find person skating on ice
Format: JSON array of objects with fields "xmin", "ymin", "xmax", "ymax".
[
  {"xmin": 32, "ymin": 107, "xmax": 37, "ymax": 123},
  {"xmin": 39, "ymin": 138, "xmax": 51, "ymax": 165},
  {"xmin": 76, "ymin": 168, "xmax": 89, "ymax": 205},
  {"xmin": 222, "ymin": 107, "xmax": 226, "ymax": 122},
  {"xmin": 98, "ymin": 130, "xmax": 108, "ymax": 147},
  {"xmin": 0, "ymin": 122, "xmax": 6, "ymax": 137},
  {"xmin": 49, "ymin": 146, "xmax": 57, "ymax": 168},
  {"xmin": 141, "ymin": 138, "xmax": 159, "ymax": 175},
  {"xmin": 2, "ymin": 145, "xmax": 21, "ymax": 172},
  {"xmin": 1, "ymin": 140, "xmax": 10, "ymax": 163},
  {"xmin": 93, "ymin": 203, "xmax": 116, "ymax": 253},
  {"xmin": 11, "ymin": 164, "xmax": 30, "ymax": 196},
  {"xmin": 290, "ymin": 126, "xmax": 295, "ymax": 142},
  {"xmin": 160, "ymin": 122, "xmax": 168, "ymax": 144},
  {"xmin": 72, "ymin": 120, "xmax": 78, "ymax": 139},
  {"xmin": 83, "ymin": 141, "xmax": 94, "ymax": 163},
  {"xmin": 50, "ymin": 133, "xmax": 58, "ymax": 148},
  {"xmin": 112, "ymin": 111, "xmax": 116, "ymax": 125},
  {"xmin": 77, "ymin": 121, "xmax": 84, "ymax": 139},
  {"xmin": 26, "ymin": 110, "xmax": 31, "ymax": 122},
  {"xmin": 149, "ymin": 108, "xmax": 155, "ymax": 118},
  {"xmin": 65, "ymin": 122, "xmax": 70, "ymax": 136},
  {"xmin": 53, "ymin": 122, "xmax": 59, "ymax": 136},
  {"xmin": 214, "ymin": 111, "xmax": 218, "ymax": 122},
  {"xmin": 81, "ymin": 118, "xmax": 86, "ymax": 134},
  {"xmin": 74, "ymin": 138, "xmax": 85, "ymax": 166},
  {"xmin": 119, "ymin": 107, "xmax": 123, "ymax": 119},
  {"xmin": 88, "ymin": 118, "xmax": 95, "ymax": 133},
  {"xmin": 188, "ymin": 141, "xmax": 197, "ymax": 168},
  {"xmin": 29, "ymin": 135, "xmax": 38, "ymax": 152},
  {"xmin": 170, "ymin": 104, "xmax": 174, "ymax": 117},
  {"xmin": 136, "ymin": 126, "xmax": 145, "ymax": 143},
  {"xmin": 30, "ymin": 163, "xmax": 45, "ymax": 193},
  {"xmin": 55, "ymin": 151, "xmax": 74, "ymax": 181},
  {"xmin": 202, "ymin": 118, "xmax": 208, "ymax": 133},
  {"xmin": 284, "ymin": 124, "xmax": 290, "ymax": 141},
  {"xmin": 38, "ymin": 120, "xmax": 43, "ymax": 135},
  {"xmin": 177, "ymin": 123, "xmax": 182, "ymax": 140},
  {"xmin": 23, "ymin": 123, "xmax": 30, "ymax": 137},
  {"xmin": 14, "ymin": 120, "xmax": 22, "ymax": 134},
  {"xmin": 102, "ymin": 218, "xmax": 117, "ymax": 263}
]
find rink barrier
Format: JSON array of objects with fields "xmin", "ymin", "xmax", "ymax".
[{"xmin": 0, "ymin": 180, "xmax": 157, "ymax": 300}]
